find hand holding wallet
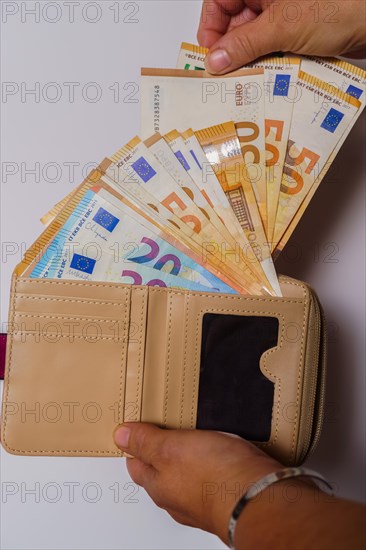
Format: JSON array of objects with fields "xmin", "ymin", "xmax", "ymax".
[{"xmin": 1, "ymin": 272, "xmax": 326, "ymax": 466}]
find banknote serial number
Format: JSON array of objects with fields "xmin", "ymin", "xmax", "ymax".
[{"xmin": 153, "ymin": 84, "xmax": 160, "ymax": 133}]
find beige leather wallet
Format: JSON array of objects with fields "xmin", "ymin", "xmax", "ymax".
[{"xmin": 1, "ymin": 272, "xmax": 326, "ymax": 466}]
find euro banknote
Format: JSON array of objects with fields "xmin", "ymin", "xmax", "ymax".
[
  {"xmin": 275, "ymin": 58, "xmax": 366, "ymax": 253},
  {"xmin": 176, "ymin": 42, "xmax": 301, "ymax": 244},
  {"xmin": 33, "ymin": 44, "xmax": 364, "ymax": 298},
  {"xmin": 27, "ymin": 186, "xmax": 232, "ymax": 292},
  {"xmin": 140, "ymin": 67, "xmax": 268, "ymax": 230},
  {"xmin": 194, "ymin": 121, "xmax": 281, "ymax": 296},
  {"xmin": 176, "ymin": 128, "xmax": 262, "ymax": 267},
  {"xmin": 272, "ymin": 70, "xmax": 361, "ymax": 247},
  {"xmin": 146, "ymin": 130, "xmax": 261, "ymax": 280},
  {"xmin": 104, "ymin": 139, "xmax": 267, "ymax": 294}
]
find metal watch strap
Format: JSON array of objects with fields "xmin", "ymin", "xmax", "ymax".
[{"xmin": 228, "ymin": 467, "xmax": 333, "ymax": 549}]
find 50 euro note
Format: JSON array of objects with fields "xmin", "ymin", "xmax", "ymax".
[
  {"xmin": 162, "ymin": 128, "xmax": 274, "ymax": 291},
  {"xmin": 176, "ymin": 41, "xmax": 206, "ymax": 71},
  {"xmin": 246, "ymin": 56, "xmax": 300, "ymax": 244},
  {"xmin": 146, "ymin": 130, "xmax": 240, "ymax": 254},
  {"xmin": 26, "ymin": 186, "xmax": 224, "ymax": 292},
  {"xmin": 167, "ymin": 127, "xmax": 261, "ymax": 266},
  {"xmin": 275, "ymin": 58, "xmax": 366, "ymax": 254},
  {"xmin": 272, "ymin": 70, "xmax": 361, "ymax": 248},
  {"xmin": 104, "ymin": 137, "xmax": 266, "ymax": 294},
  {"xmin": 140, "ymin": 67, "xmax": 268, "ymax": 230},
  {"xmin": 195, "ymin": 121, "xmax": 281, "ymax": 296},
  {"xmin": 176, "ymin": 43, "xmax": 301, "ymax": 239}
]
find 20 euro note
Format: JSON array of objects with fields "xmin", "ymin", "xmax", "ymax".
[
  {"xmin": 30, "ymin": 243, "xmax": 211, "ymax": 291},
  {"xmin": 104, "ymin": 139, "xmax": 266, "ymax": 294},
  {"xmin": 176, "ymin": 43, "xmax": 301, "ymax": 238},
  {"xmin": 25, "ymin": 187, "xmax": 224, "ymax": 292},
  {"xmin": 195, "ymin": 121, "xmax": 281, "ymax": 296},
  {"xmin": 275, "ymin": 58, "xmax": 366, "ymax": 254},
  {"xmin": 272, "ymin": 70, "xmax": 361, "ymax": 248},
  {"xmin": 140, "ymin": 67, "xmax": 268, "ymax": 230},
  {"xmin": 95, "ymin": 186, "xmax": 236, "ymax": 292}
]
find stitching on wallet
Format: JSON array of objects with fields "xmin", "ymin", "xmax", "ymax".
[
  {"xmin": 14, "ymin": 313, "xmax": 122, "ymax": 323},
  {"xmin": 119, "ymin": 289, "xmax": 129, "ymax": 425},
  {"xmin": 163, "ymin": 293, "xmax": 173, "ymax": 427},
  {"xmin": 148, "ymin": 287, "xmax": 303, "ymax": 304},
  {"xmin": 16, "ymin": 295, "xmax": 123, "ymax": 306},
  {"xmin": 290, "ymin": 283, "xmax": 308, "ymax": 461},
  {"xmin": 17, "ymin": 278, "xmax": 124, "ymax": 290},
  {"xmin": 180, "ymin": 293, "xmax": 190, "ymax": 428},
  {"xmin": 135, "ymin": 289, "xmax": 146, "ymax": 423},
  {"xmin": 11, "ymin": 332, "xmax": 122, "ymax": 341},
  {"xmin": 2, "ymin": 449, "xmax": 122, "ymax": 455},
  {"xmin": 191, "ymin": 301, "xmax": 200, "ymax": 429}
]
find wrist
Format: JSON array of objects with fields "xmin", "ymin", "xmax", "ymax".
[
  {"xmin": 233, "ymin": 478, "xmax": 324, "ymax": 549},
  {"xmin": 203, "ymin": 457, "xmax": 283, "ymax": 543}
]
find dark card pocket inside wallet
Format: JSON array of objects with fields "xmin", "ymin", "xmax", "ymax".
[{"xmin": 197, "ymin": 314, "xmax": 279, "ymax": 442}]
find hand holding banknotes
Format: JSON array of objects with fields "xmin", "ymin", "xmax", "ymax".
[
  {"xmin": 114, "ymin": 423, "xmax": 366, "ymax": 549},
  {"xmin": 199, "ymin": 0, "xmax": 366, "ymax": 74}
]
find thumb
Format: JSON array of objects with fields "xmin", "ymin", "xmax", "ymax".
[
  {"xmin": 113, "ymin": 422, "xmax": 165, "ymax": 465},
  {"xmin": 205, "ymin": 12, "xmax": 283, "ymax": 74}
]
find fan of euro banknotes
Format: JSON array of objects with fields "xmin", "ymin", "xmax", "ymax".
[{"xmin": 18, "ymin": 42, "xmax": 366, "ymax": 297}]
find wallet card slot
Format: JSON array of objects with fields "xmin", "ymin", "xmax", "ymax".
[
  {"xmin": 141, "ymin": 289, "xmax": 189, "ymax": 428},
  {"xmin": 161, "ymin": 292, "xmax": 187, "ymax": 428},
  {"xmin": 1, "ymin": 275, "xmax": 131, "ymax": 456},
  {"xmin": 124, "ymin": 287, "xmax": 148, "ymax": 422},
  {"xmin": 11, "ymin": 312, "xmax": 124, "ymax": 340},
  {"xmin": 140, "ymin": 290, "xmax": 170, "ymax": 426},
  {"xmin": 14, "ymin": 294, "xmax": 125, "ymax": 319},
  {"xmin": 197, "ymin": 314, "xmax": 278, "ymax": 441}
]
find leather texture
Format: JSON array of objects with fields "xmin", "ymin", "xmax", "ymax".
[{"xmin": 0, "ymin": 272, "xmax": 326, "ymax": 465}]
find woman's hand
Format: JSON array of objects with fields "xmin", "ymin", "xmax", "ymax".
[
  {"xmin": 198, "ymin": 0, "xmax": 366, "ymax": 74},
  {"xmin": 114, "ymin": 422, "xmax": 281, "ymax": 544}
]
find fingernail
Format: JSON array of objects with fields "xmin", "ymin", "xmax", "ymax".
[
  {"xmin": 114, "ymin": 426, "xmax": 130, "ymax": 448},
  {"xmin": 205, "ymin": 49, "xmax": 231, "ymax": 73}
]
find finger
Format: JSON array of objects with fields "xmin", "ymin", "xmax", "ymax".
[
  {"xmin": 197, "ymin": 0, "xmax": 246, "ymax": 48},
  {"xmin": 126, "ymin": 457, "xmax": 156, "ymax": 487},
  {"xmin": 114, "ymin": 422, "xmax": 167, "ymax": 466},
  {"xmin": 205, "ymin": 11, "xmax": 283, "ymax": 73}
]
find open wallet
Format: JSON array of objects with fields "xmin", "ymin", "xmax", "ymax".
[{"xmin": 0, "ymin": 271, "xmax": 326, "ymax": 466}]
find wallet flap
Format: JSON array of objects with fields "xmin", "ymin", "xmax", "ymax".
[{"xmin": 1, "ymin": 274, "xmax": 131, "ymax": 456}]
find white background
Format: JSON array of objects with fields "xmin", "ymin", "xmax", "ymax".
[{"xmin": 0, "ymin": 1, "xmax": 365, "ymax": 548}]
